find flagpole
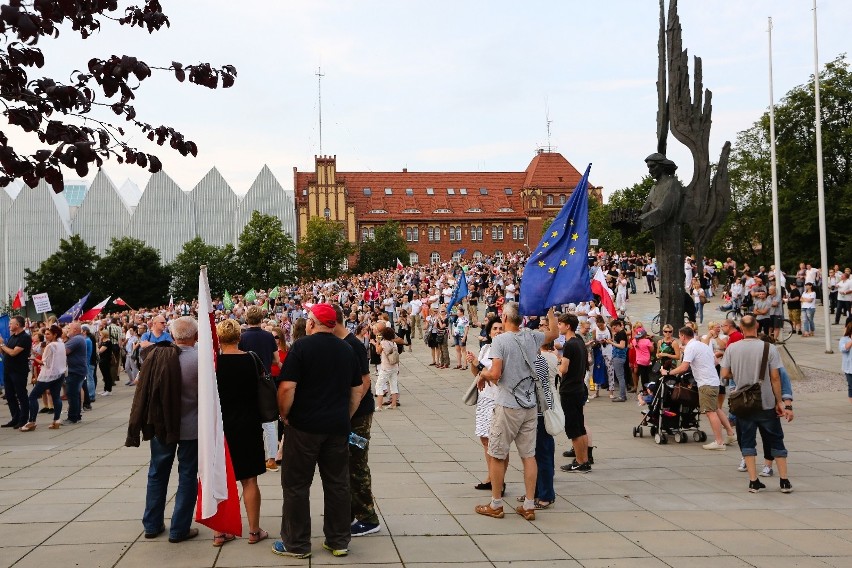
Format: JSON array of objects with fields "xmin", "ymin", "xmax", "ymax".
[
  {"xmin": 812, "ymin": 0, "xmax": 832, "ymax": 354},
  {"xmin": 767, "ymin": 18, "xmax": 783, "ymax": 319}
]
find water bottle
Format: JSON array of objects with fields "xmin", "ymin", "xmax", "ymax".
[{"xmin": 348, "ymin": 432, "xmax": 368, "ymax": 449}]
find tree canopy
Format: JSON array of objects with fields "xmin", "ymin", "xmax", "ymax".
[
  {"xmin": 0, "ymin": 0, "xmax": 236, "ymax": 192},
  {"xmin": 24, "ymin": 234, "xmax": 99, "ymax": 312},
  {"xmin": 236, "ymin": 211, "xmax": 297, "ymax": 289},
  {"xmin": 356, "ymin": 221, "xmax": 409, "ymax": 273},
  {"xmin": 298, "ymin": 217, "xmax": 354, "ymax": 281},
  {"xmin": 169, "ymin": 237, "xmax": 239, "ymax": 301},
  {"xmin": 95, "ymin": 236, "xmax": 170, "ymax": 309}
]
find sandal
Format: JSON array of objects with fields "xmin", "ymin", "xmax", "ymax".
[
  {"xmin": 213, "ymin": 533, "xmax": 235, "ymax": 547},
  {"xmin": 248, "ymin": 529, "xmax": 269, "ymax": 544},
  {"xmin": 534, "ymin": 500, "xmax": 553, "ymax": 510},
  {"xmin": 48, "ymin": 421, "xmax": 61, "ymax": 429}
]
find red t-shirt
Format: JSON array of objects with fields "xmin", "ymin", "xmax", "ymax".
[{"xmin": 727, "ymin": 330, "xmax": 744, "ymax": 345}]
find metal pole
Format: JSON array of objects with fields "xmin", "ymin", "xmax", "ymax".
[
  {"xmin": 767, "ymin": 18, "xmax": 783, "ymax": 322},
  {"xmin": 812, "ymin": 0, "xmax": 833, "ymax": 353}
]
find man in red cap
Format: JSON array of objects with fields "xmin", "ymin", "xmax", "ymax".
[{"xmin": 272, "ymin": 303, "xmax": 363, "ymax": 559}]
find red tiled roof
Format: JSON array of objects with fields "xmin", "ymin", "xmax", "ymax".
[{"xmin": 523, "ymin": 151, "xmax": 584, "ymax": 190}]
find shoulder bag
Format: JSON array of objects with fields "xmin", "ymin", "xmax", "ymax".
[
  {"xmin": 727, "ymin": 342, "xmax": 770, "ymax": 417},
  {"xmin": 249, "ymin": 351, "xmax": 280, "ymax": 423},
  {"xmin": 462, "ymin": 378, "xmax": 479, "ymax": 406}
]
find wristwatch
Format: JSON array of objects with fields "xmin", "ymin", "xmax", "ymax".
[
  {"xmin": 784, "ymin": 405, "xmax": 793, "ymax": 410},
  {"xmin": 476, "ymin": 362, "xmax": 485, "ymax": 371}
]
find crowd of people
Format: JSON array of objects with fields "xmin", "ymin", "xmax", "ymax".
[{"xmin": 2, "ymin": 248, "xmax": 851, "ymax": 558}]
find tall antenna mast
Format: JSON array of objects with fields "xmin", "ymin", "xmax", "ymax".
[
  {"xmin": 316, "ymin": 67, "xmax": 325, "ymax": 154},
  {"xmin": 545, "ymin": 101, "xmax": 553, "ymax": 151}
]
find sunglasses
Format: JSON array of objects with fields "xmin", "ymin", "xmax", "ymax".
[
  {"xmin": 272, "ymin": 335, "xmax": 280, "ymax": 339},
  {"xmin": 663, "ymin": 329, "xmax": 673, "ymax": 333}
]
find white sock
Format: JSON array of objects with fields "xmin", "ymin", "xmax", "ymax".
[
  {"xmin": 523, "ymin": 498, "xmax": 535, "ymax": 510},
  {"xmin": 490, "ymin": 498, "xmax": 504, "ymax": 509}
]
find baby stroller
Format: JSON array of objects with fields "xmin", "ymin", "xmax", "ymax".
[{"xmin": 632, "ymin": 371, "xmax": 706, "ymax": 445}]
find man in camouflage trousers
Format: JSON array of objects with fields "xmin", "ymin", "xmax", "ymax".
[{"xmin": 333, "ymin": 305, "xmax": 381, "ymax": 536}]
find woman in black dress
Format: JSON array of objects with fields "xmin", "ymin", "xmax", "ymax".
[{"xmin": 214, "ymin": 319, "xmax": 267, "ymax": 547}]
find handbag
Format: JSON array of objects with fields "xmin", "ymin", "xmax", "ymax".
[
  {"xmin": 671, "ymin": 383, "xmax": 699, "ymax": 407},
  {"xmin": 249, "ymin": 351, "xmax": 279, "ymax": 423},
  {"xmin": 728, "ymin": 342, "xmax": 770, "ymax": 417},
  {"xmin": 462, "ymin": 377, "xmax": 479, "ymax": 406}
]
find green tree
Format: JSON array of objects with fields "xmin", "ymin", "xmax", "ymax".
[
  {"xmin": 298, "ymin": 217, "xmax": 355, "ymax": 281},
  {"xmin": 717, "ymin": 54, "xmax": 852, "ymax": 269},
  {"xmin": 236, "ymin": 211, "xmax": 297, "ymax": 289},
  {"xmin": 586, "ymin": 177, "xmax": 656, "ymax": 254},
  {"xmin": 356, "ymin": 221, "xmax": 409, "ymax": 273},
  {"xmin": 96, "ymin": 237, "xmax": 170, "ymax": 309},
  {"xmin": 24, "ymin": 235, "xmax": 101, "ymax": 312},
  {"xmin": 169, "ymin": 237, "xmax": 240, "ymax": 300}
]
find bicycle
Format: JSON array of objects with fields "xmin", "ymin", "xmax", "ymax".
[
  {"xmin": 724, "ymin": 307, "xmax": 794, "ymax": 343},
  {"xmin": 650, "ymin": 313, "xmax": 692, "ymax": 335}
]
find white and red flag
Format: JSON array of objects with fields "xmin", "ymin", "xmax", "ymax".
[
  {"xmin": 10, "ymin": 283, "xmax": 25, "ymax": 310},
  {"xmin": 80, "ymin": 296, "xmax": 110, "ymax": 321},
  {"xmin": 195, "ymin": 266, "xmax": 242, "ymax": 536},
  {"xmin": 591, "ymin": 269, "xmax": 617, "ymax": 319},
  {"xmin": 396, "ymin": 258, "xmax": 404, "ymax": 270},
  {"xmin": 114, "ymin": 297, "xmax": 127, "ymax": 306}
]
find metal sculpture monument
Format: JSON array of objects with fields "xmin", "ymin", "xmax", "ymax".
[{"xmin": 640, "ymin": 0, "xmax": 732, "ymax": 328}]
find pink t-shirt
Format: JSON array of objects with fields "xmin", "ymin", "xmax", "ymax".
[{"xmin": 633, "ymin": 337, "xmax": 654, "ymax": 366}]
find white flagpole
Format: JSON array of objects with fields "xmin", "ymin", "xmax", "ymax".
[
  {"xmin": 767, "ymin": 18, "xmax": 783, "ymax": 321},
  {"xmin": 812, "ymin": 0, "xmax": 833, "ymax": 353}
]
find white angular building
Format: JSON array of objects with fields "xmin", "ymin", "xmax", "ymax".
[{"xmin": 1, "ymin": 166, "xmax": 297, "ymax": 302}]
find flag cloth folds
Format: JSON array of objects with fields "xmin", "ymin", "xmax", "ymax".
[
  {"xmin": 261, "ymin": 299, "xmax": 269, "ymax": 311},
  {"xmin": 195, "ymin": 266, "xmax": 242, "ymax": 536},
  {"xmin": 446, "ymin": 270, "xmax": 469, "ymax": 315},
  {"xmin": 591, "ymin": 268, "xmax": 617, "ymax": 319},
  {"xmin": 80, "ymin": 296, "xmax": 110, "ymax": 321},
  {"xmin": 113, "ymin": 297, "xmax": 127, "ymax": 306},
  {"xmin": 11, "ymin": 283, "xmax": 25, "ymax": 309},
  {"xmin": 168, "ymin": 295, "xmax": 174, "ymax": 311},
  {"xmin": 519, "ymin": 164, "xmax": 594, "ymax": 316},
  {"xmin": 396, "ymin": 258, "xmax": 404, "ymax": 270},
  {"xmin": 58, "ymin": 292, "xmax": 90, "ymax": 323},
  {"xmin": 268, "ymin": 286, "xmax": 279, "ymax": 300},
  {"xmin": 244, "ymin": 288, "xmax": 257, "ymax": 303},
  {"xmin": 223, "ymin": 291, "xmax": 234, "ymax": 311}
]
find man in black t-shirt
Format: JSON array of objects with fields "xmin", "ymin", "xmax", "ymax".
[
  {"xmin": 0, "ymin": 316, "xmax": 32, "ymax": 428},
  {"xmin": 555, "ymin": 314, "xmax": 592, "ymax": 473},
  {"xmin": 332, "ymin": 305, "xmax": 381, "ymax": 537},
  {"xmin": 275, "ymin": 303, "xmax": 363, "ymax": 558}
]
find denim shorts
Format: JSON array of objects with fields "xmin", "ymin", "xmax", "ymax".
[
  {"xmin": 737, "ymin": 409, "xmax": 788, "ymax": 458},
  {"xmin": 452, "ymin": 334, "xmax": 466, "ymax": 347}
]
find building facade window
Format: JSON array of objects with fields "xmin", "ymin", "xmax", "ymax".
[
  {"xmin": 491, "ymin": 225, "xmax": 504, "ymax": 241},
  {"xmin": 406, "ymin": 227, "xmax": 420, "ymax": 242},
  {"xmin": 546, "ymin": 195, "xmax": 554, "ymax": 206},
  {"xmin": 409, "ymin": 252, "xmax": 419, "ymax": 265},
  {"xmin": 384, "ymin": 187, "xmax": 393, "ymax": 195},
  {"xmin": 494, "ymin": 250, "xmax": 504, "ymax": 261},
  {"xmin": 559, "ymin": 194, "xmax": 566, "ymax": 205},
  {"xmin": 363, "ymin": 187, "xmax": 371, "ymax": 196},
  {"xmin": 512, "ymin": 225, "xmax": 525, "ymax": 241},
  {"xmin": 473, "ymin": 250, "xmax": 483, "ymax": 260},
  {"xmin": 459, "ymin": 188, "xmax": 468, "ymax": 195},
  {"xmin": 426, "ymin": 187, "xmax": 434, "ymax": 195},
  {"xmin": 479, "ymin": 187, "xmax": 488, "ymax": 195},
  {"xmin": 430, "ymin": 251, "xmax": 441, "ymax": 264},
  {"xmin": 452, "ymin": 251, "xmax": 461, "ymax": 262},
  {"xmin": 505, "ymin": 187, "xmax": 513, "ymax": 195},
  {"xmin": 361, "ymin": 227, "xmax": 375, "ymax": 241},
  {"xmin": 447, "ymin": 188, "xmax": 455, "ymax": 195},
  {"xmin": 405, "ymin": 188, "xmax": 413, "ymax": 195},
  {"xmin": 449, "ymin": 226, "xmax": 462, "ymax": 241},
  {"xmin": 428, "ymin": 227, "xmax": 441, "ymax": 242},
  {"xmin": 470, "ymin": 225, "xmax": 483, "ymax": 241},
  {"xmin": 324, "ymin": 208, "xmax": 330, "ymax": 219}
]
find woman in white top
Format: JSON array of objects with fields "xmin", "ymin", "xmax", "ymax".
[
  {"xmin": 374, "ymin": 327, "xmax": 400, "ymax": 409},
  {"xmin": 21, "ymin": 324, "xmax": 66, "ymax": 431},
  {"xmin": 615, "ymin": 275, "xmax": 629, "ymax": 315},
  {"xmin": 801, "ymin": 282, "xmax": 817, "ymax": 337},
  {"xmin": 466, "ymin": 317, "xmax": 506, "ymax": 492}
]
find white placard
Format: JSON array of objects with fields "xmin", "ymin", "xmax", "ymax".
[
  {"xmin": 590, "ymin": 239, "xmax": 599, "ymax": 246},
  {"xmin": 32, "ymin": 293, "xmax": 52, "ymax": 314}
]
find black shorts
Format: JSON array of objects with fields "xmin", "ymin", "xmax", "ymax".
[
  {"xmin": 771, "ymin": 315, "xmax": 784, "ymax": 328},
  {"xmin": 560, "ymin": 390, "xmax": 587, "ymax": 440},
  {"xmin": 757, "ymin": 318, "xmax": 772, "ymax": 335}
]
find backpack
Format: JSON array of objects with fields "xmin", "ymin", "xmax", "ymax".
[{"xmin": 384, "ymin": 341, "xmax": 400, "ymax": 365}]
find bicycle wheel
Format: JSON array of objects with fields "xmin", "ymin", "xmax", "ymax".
[
  {"xmin": 780, "ymin": 319, "xmax": 794, "ymax": 343},
  {"xmin": 726, "ymin": 309, "xmax": 740, "ymax": 322}
]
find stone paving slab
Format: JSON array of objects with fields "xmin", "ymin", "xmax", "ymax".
[{"xmin": 2, "ymin": 307, "xmax": 852, "ymax": 567}]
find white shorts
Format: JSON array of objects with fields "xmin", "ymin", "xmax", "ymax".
[{"xmin": 375, "ymin": 367, "xmax": 399, "ymax": 396}]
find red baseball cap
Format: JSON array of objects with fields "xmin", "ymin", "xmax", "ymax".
[{"xmin": 309, "ymin": 303, "xmax": 337, "ymax": 327}]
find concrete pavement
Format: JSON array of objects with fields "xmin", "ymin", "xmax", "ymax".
[{"xmin": 2, "ymin": 305, "xmax": 852, "ymax": 567}]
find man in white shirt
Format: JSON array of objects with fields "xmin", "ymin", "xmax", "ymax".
[
  {"xmin": 835, "ymin": 272, "xmax": 852, "ymax": 325},
  {"xmin": 409, "ymin": 296, "xmax": 423, "ymax": 339},
  {"xmin": 661, "ymin": 326, "xmax": 736, "ymax": 451}
]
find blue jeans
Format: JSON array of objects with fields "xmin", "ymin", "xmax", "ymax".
[
  {"xmin": 736, "ymin": 409, "xmax": 788, "ymax": 459},
  {"xmin": 802, "ymin": 307, "xmax": 816, "ymax": 333},
  {"xmin": 143, "ymin": 436, "xmax": 198, "ymax": 539},
  {"xmin": 28, "ymin": 376, "xmax": 64, "ymax": 423},
  {"xmin": 534, "ymin": 416, "xmax": 555, "ymax": 502},
  {"xmin": 65, "ymin": 372, "xmax": 86, "ymax": 422},
  {"xmin": 87, "ymin": 364, "xmax": 96, "ymax": 401},
  {"xmin": 695, "ymin": 301, "xmax": 704, "ymax": 324},
  {"xmin": 612, "ymin": 356, "xmax": 627, "ymax": 399}
]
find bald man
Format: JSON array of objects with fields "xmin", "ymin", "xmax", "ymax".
[{"xmin": 64, "ymin": 322, "xmax": 89, "ymax": 424}]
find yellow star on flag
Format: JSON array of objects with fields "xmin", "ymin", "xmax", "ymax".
[
  {"xmin": 560, "ymin": 260, "xmax": 567, "ymax": 267},
  {"xmin": 551, "ymin": 231, "xmax": 558, "ymax": 238},
  {"xmin": 571, "ymin": 232, "xmax": 579, "ymax": 241},
  {"xmin": 569, "ymin": 247, "xmax": 577, "ymax": 255},
  {"xmin": 542, "ymin": 242, "xmax": 549, "ymax": 248},
  {"xmin": 548, "ymin": 267, "xmax": 556, "ymax": 274},
  {"xmin": 538, "ymin": 260, "xmax": 545, "ymax": 267}
]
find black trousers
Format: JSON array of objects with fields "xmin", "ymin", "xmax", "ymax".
[
  {"xmin": 836, "ymin": 301, "xmax": 851, "ymax": 325},
  {"xmin": 4, "ymin": 369, "xmax": 29, "ymax": 425},
  {"xmin": 280, "ymin": 425, "xmax": 351, "ymax": 553}
]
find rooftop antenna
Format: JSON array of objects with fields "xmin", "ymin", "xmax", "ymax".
[
  {"xmin": 316, "ymin": 67, "xmax": 325, "ymax": 155},
  {"xmin": 545, "ymin": 101, "xmax": 553, "ymax": 151}
]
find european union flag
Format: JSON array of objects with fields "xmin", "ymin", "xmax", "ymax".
[
  {"xmin": 58, "ymin": 292, "xmax": 91, "ymax": 323},
  {"xmin": 519, "ymin": 164, "xmax": 594, "ymax": 316},
  {"xmin": 446, "ymin": 270, "xmax": 468, "ymax": 315}
]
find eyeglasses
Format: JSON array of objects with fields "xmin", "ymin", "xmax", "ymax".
[{"xmin": 663, "ymin": 329, "xmax": 673, "ymax": 333}]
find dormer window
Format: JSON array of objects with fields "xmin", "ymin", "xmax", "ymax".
[
  {"xmin": 384, "ymin": 187, "xmax": 393, "ymax": 195},
  {"xmin": 479, "ymin": 187, "xmax": 488, "ymax": 195},
  {"xmin": 363, "ymin": 187, "xmax": 372, "ymax": 196}
]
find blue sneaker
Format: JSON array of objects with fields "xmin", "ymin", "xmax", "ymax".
[
  {"xmin": 322, "ymin": 542, "xmax": 348, "ymax": 557},
  {"xmin": 351, "ymin": 520, "xmax": 381, "ymax": 536},
  {"xmin": 271, "ymin": 540, "xmax": 311, "ymax": 558}
]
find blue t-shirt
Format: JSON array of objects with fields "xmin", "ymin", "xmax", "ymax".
[
  {"xmin": 65, "ymin": 334, "xmax": 89, "ymax": 375},
  {"xmin": 141, "ymin": 330, "xmax": 173, "ymax": 344}
]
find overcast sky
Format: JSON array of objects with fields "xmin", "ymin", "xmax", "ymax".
[{"xmin": 7, "ymin": 0, "xmax": 851, "ymax": 199}]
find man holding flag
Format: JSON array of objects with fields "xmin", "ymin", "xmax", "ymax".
[{"xmin": 126, "ymin": 316, "xmax": 202, "ymax": 543}]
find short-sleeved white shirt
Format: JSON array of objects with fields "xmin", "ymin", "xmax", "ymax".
[{"xmin": 683, "ymin": 338, "xmax": 719, "ymax": 387}]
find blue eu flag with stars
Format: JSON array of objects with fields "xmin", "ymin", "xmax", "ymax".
[
  {"xmin": 58, "ymin": 292, "xmax": 91, "ymax": 323},
  {"xmin": 519, "ymin": 164, "xmax": 594, "ymax": 316}
]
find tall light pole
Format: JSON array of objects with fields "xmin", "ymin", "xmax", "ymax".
[
  {"xmin": 812, "ymin": 0, "xmax": 833, "ymax": 353},
  {"xmin": 767, "ymin": 18, "xmax": 783, "ymax": 317}
]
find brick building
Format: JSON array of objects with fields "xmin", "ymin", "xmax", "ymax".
[{"xmin": 293, "ymin": 150, "xmax": 602, "ymax": 265}]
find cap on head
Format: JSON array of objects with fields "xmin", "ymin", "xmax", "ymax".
[{"xmin": 309, "ymin": 303, "xmax": 337, "ymax": 328}]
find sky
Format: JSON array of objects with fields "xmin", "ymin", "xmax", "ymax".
[{"xmin": 6, "ymin": 0, "xmax": 851, "ymax": 200}]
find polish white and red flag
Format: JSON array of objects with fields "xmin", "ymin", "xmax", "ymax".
[
  {"xmin": 591, "ymin": 268, "xmax": 617, "ymax": 319},
  {"xmin": 10, "ymin": 283, "xmax": 25, "ymax": 310},
  {"xmin": 113, "ymin": 297, "xmax": 127, "ymax": 306},
  {"xmin": 396, "ymin": 258, "xmax": 404, "ymax": 270},
  {"xmin": 80, "ymin": 296, "xmax": 110, "ymax": 321},
  {"xmin": 195, "ymin": 266, "xmax": 242, "ymax": 536}
]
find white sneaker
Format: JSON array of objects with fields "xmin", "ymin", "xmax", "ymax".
[
  {"xmin": 702, "ymin": 441, "xmax": 726, "ymax": 451},
  {"xmin": 725, "ymin": 433, "xmax": 737, "ymax": 445},
  {"xmin": 759, "ymin": 465, "xmax": 774, "ymax": 477},
  {"xmin": 98, "ymin": 391, "xmax": 111, "ymax": 397},
  {"xmin": 737, "ymin": 459, "xmax": 747, "ymax": 472}
]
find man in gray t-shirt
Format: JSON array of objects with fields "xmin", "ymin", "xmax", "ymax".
[
  {"xmin": 475, "ymin": 303, "xmax": 558, "ymax": 522},
  {"xmin": 752, "ymin": 291, "xmax": 773, "ymax": 336},
  {"xmin": 720, "ymin": 315, "xmax": 794, "ymax": 495}
]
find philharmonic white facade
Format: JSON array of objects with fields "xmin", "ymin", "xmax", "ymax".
[{"xmin": 1, "ymin": 166, "xmax": 296, "ymax": 301}]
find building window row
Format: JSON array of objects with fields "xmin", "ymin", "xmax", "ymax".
[
  {"xmin": 491, "ymin": 225, "xmax": 504, "ymax": 241},
  {"xmin": 361, "ymin": 227, "xmax": 375, "ymax": 241},
  {"xmin": 428, "ymin": 227, "xmax": 441, "ymax": 242},
  {"xmin": 406, "ymin": 227, "xmax": 419, "ymax": 242},
  {"xmin": 448, "ymin": 226, "xmax": 462, "ymax": 241},
  {"xmin": 512, "ymin": 225, "xmax": 525, "ymax": 241}
]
